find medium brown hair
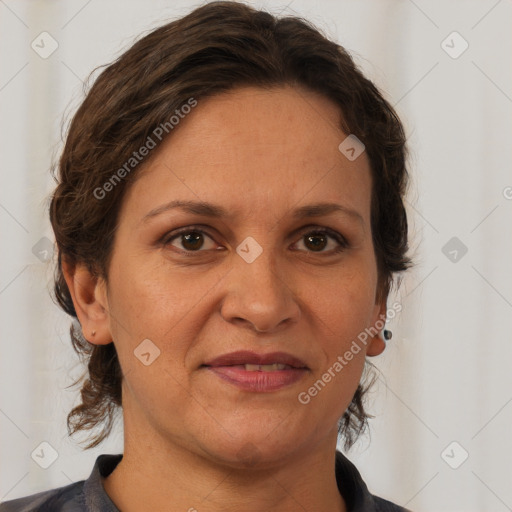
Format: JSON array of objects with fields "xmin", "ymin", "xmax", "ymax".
[{"xmin": 50, "ymin": 0, "xmax": 410, "ymax": 450}]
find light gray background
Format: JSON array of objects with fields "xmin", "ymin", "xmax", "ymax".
[{"xmin": 1, "ymin": 1, "xmax": 511, "ymax": 510}]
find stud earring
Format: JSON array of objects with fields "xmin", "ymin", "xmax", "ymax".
[{"xmin": 380, "ymin": 329, "xmax": 392, "ymax": 341}]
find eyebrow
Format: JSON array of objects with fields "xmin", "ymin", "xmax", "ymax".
[{"xmin": 141, "ymin": 200, "xmax": 363, "ymax": 225}]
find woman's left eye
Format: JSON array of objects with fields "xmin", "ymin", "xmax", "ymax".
[
  {"xmin": 292, "ymin": 228, "xmax": 348, "ymax": 253},
  {"xmin": 162, "ymin": 227, "xmax": 348, "ymax": 254}
]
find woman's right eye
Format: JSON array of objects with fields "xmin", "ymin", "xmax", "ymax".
[{"xmin": 163, "ymin": 228, "xmax": 219, "ymax": 253}]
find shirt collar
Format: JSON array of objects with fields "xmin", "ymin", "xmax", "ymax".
[
  {"xmin": 335, "ymin": 450, "xmax": 379, "ymax": 511},
  {"xmin": 83, "ymin": 453, "xmax": 122, "ymax": 511}
]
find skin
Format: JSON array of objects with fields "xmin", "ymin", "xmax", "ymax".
[{"xmin": 63, "ymin": 85, "xmax": 387, "ymax": 512}]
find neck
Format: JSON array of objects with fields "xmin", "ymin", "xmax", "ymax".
[{"xmin": 103, "ymin": 419, "xmax": 346, "ymax": 512}]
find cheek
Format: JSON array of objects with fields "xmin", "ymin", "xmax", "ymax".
[
  {"xmin": 306, "ymin": 266, "xmax": 378, "ymax": 343},
  {"xmin": 108, "ymin": 255, "xmax": 182, "ymax": 332},
  {"xmin": 106, "ymin": 254, "xmax": 228, "ymax": 367},
  {"xmin": 106, "ymin": 259, "xmax": 199, "ymax": 415},
  {"xmin": 301, "ymin": 272, "xmax": 377, "ymax": 415}
]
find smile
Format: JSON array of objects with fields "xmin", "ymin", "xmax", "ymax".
[{"xmin": 234, "ymin": 363, "xmax": 293, "ymax": 371}]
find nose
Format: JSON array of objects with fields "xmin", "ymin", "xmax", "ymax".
[{"xmin": 220, "ymin": 247, "xmax": 301, "ymax": 334}]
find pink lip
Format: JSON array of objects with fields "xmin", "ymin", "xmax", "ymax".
[
  {"xmin": 202, "ymin": 351, "xmax": 309, "ymax": 392},
  {"xmin": 206, "ymin": 366, "xmax": 308, "ymax": 392},
  {"xmin": 203, "ymin": 350, "xmax": 308, "ymax": 368}
]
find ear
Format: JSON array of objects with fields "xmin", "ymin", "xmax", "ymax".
[
  {"xmin": 366, "ymin": 299, "xmax": 387, "ymax": 357},
  {"xmin": 61, "ymin": 257, "xmax": 112, "ymax": 345}
]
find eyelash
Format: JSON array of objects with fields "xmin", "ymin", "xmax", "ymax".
[{"xmin": 160, "ymin": 225, "xmax": 349, "ymax": 255}]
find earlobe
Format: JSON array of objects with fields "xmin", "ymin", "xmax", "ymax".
[
  {"xmin": 366, "ymin": 300, "xmax": 388, "ymax": 357},
  {"xmin": 61, "ymin": 257, "xmax": 112, "ymax": 345},
  {"xmin": 366, "ymin": 333, "xmax": 386, "ymax": 357}
]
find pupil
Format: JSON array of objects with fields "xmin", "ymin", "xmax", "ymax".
[
  {"xmin": 182, "ymin": 232, "xmax": 203, "ymax": 250},
  {"xmin": 306, "ymin": 234, "xmax": 326, "ymax": 251}
]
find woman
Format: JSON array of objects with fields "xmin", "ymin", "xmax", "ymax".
[{"xmin": 0, "ymin": 1, "xmax": 411, "ymax": 510}]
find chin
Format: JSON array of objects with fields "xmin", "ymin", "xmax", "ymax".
[
  {"xmin": 210, "ymin": 444, "xmax": 288, "ymax": 470},
  {"xmin": 200, "ymin": 428, "xmax": 304, "ymax": 470}
]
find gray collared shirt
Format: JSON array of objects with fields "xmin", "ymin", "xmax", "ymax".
[{"xmin": 0, "ymin": 451, "xmax": 411, "ymax": 511}]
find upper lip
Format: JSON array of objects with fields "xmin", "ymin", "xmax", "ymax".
[{"xmin": 203, "ymin": 350, "xmax": 308, "ymax": 369}]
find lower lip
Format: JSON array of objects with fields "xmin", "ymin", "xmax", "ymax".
[{"xmin": 205, "ymin": 365, "xmax": 308, "ymax": 392}]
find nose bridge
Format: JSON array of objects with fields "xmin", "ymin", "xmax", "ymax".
[
  {"xmin": 221, "ymin": 238, "xmax": 299, "ymax": 332},
  {"xmin": 236, "ymin": 238, "xmax": 286, "ymax": 302},
  {"xmin": 240, "ymin": 241, "xmax": 281, "ymax": 291}
]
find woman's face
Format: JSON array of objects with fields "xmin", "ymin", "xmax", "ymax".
[{"xmin": 97, "ymin": 85, "xmax": 386, "ymax": 467}]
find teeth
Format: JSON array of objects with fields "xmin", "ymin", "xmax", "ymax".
[
  {"xmin": 244, "ymin": 363, "xmax": 289, "ymax": 371},
  {"xmin": 245, "ymin": 364, "xmax": 261, "ymax": 371}
]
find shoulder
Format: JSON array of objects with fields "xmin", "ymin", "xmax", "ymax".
[
  {"xmin": 0, "ymin": 453, "xmax": 123, "ymax": 512},
  {"xmin": 0, "ymin": 481, "xmax": 85, "ymax": 512},
  {"xmin": 334, "ymin": 450, "xmax": 412, "ymax": 512}
]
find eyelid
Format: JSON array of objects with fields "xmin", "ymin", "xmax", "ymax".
[
  {"xmin": 160, "ymin": 225, "xmax": 219, "ymax": 250},
  {"xmin": 291, "ymin": 226, "xmax": 349, "ymax": 252},
  {"xmin": 160, "ymin": 224, "xmax": 349, "ymax": 252},
  {"xmin": 161, "ymin": 225, "xmax": 216, "ymax": 239}
]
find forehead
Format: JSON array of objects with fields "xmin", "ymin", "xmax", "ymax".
[
  {"xmin": 123, "ymin": 85, "xmax": 373, "ymax": 225},
  {"xmin": 167, "ymin": 85, "xmax": 349, "ymax": 167}
]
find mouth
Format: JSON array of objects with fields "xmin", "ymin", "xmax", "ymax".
[
  {"xmin": 202, "ymin": 350, "xmax": 308, "ymax": 369},
  {"xmin": 215, "ymin": 363, "xmax": 298, "ymax": 371},
  {"xmin": 201, "ymin": 351, "xmax": 309, "ymax": 392}
]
